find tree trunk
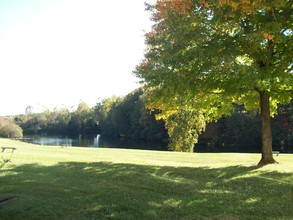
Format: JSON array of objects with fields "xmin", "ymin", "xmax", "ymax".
[{"xmin": 258, "ymin": 91, "xmax": 277, "ymax": 165}]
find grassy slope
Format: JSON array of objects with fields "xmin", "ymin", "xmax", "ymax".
[{"xmin": 0, "ymin": 138, "xmax": 292, "ymax": 220}]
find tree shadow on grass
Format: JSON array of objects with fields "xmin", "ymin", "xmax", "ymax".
[{"xmin": 0, "ymin": 162, "xmax": 292, "ymax": 220}]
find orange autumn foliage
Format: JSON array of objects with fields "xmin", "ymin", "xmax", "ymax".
[
  {"xmin": 152, "ymin": 0, "xmax": 193, "ymax": 20},
  {"xmin": 200, "ymin": 0, "xmax": 286, "ymax": 14},
  {"xmin": 152, "ymin": 0, "xmax": 277, "ymax": 42},
  {"xmin": 151, "ymin": 0, "xmax": 266, "ymax": 21},
  {"xmin": 153, "ymin": 0, "xmax": 286, "ymax": 16},
  {"xmin": 263, "ymin": 32, "xmax": 274, "ymax": 41},
  {"xmin": 216, "ymin": 0, "xmax": 265, "ymax": 12}
]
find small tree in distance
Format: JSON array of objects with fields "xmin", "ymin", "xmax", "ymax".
[{"xmin": 0, "ymin": 117, "xmax": 23, "ymax": 138}]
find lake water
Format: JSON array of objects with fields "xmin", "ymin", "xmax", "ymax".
[
  {"xmin": 22, "ymin": 135, "xmax": 167, "ymax": 151},
  {"xmin": 21, "ymin": 135, "xmax": 267, "ymax": 153}
]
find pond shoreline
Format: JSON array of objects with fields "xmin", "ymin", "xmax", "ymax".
[{"xmin": 20, "ymin": 134, "xmax": 168, "ymax": 151}]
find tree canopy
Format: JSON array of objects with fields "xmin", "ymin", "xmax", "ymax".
[{"xmin": 135, "ymin": 0, "xmax": 292, "ymax": 164}]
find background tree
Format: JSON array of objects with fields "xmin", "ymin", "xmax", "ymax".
[
  {"xmin": 135, "ymin": 0, "xmax": 293, "ymax": 164},
  {"xmin": 94, "ymin": 89, "xmax": 167, "ymax": 142},
  {"xmin": 0, "ymin": 117, "xmax": 23, "ymax": 138},
  {"xmin": 69, "ymin": 102, "xmax": 94, "ymax": 135},
  {"xmin": 272, "ymin": 101, "xmax": 293, "ymax": 152},
  {"xmin": 199, "ymin": 106, "xmax": 262, "ymax": 152},
  {"xmin": 45, "ymin": 108, "xmax": 71, "ymax": 134},
  {"xmin": 164, "ymin": 107, "xmax": 206, "ymax": 152},
  {"xmin": 96, "ymin": 96, "xmax": 123, "ymax": 137}
]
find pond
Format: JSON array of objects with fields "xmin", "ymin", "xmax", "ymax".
[{"xmin": 22, "ymin": 134, "xmax": 167, "ymax": 151}]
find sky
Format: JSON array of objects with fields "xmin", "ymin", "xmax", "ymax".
[{"xmin": 0, "ymin": 0, "xmax": 154, "ymax": 116}]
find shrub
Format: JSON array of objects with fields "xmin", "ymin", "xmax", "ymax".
[{"xmin": 0, "ymin": 117, "xmax": 23, "ymax": 138}]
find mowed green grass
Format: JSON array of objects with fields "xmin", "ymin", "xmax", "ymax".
[{"xmin": 0, "ymin": 138, "xmax": 292, "ymax": 220}]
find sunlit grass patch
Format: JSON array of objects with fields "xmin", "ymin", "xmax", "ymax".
[{"xmin": 0, "ymin": 138, "xmax": 293, "ymax": 219}]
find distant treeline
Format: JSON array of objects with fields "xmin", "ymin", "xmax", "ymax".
[
  {"xmin": 2, "ymin": 88, "xmax": 292, "ymax": 152},
  {"xmin": 198, "ymin": 103, "xmax": 293, "ymax": 153},
  {"xmin": 12, "ymin": 88, "xmax": 168, "ymax": 142}
]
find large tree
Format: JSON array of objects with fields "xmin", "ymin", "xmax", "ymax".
[{"xmin": 135, "ymin": 0, "xmax": 292, "ymax": 164}]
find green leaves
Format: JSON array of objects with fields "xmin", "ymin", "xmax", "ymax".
[
  {"xmin": 135, "ymin": 0, "xmax": 293, "ymax": 152},
  {"xmin": 165, "ymin": 107, "xmax": 206, "ymax": 152}
]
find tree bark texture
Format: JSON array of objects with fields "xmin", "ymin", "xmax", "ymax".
[{"xmin": 258, "ymin": 91, "xmax": 277, "ymax": 165}]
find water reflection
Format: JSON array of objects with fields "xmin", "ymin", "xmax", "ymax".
[
  {"xmin": 23, "ymin": 134, "xmax": 167, "ymax": 151},
  {"xmin": 93, "ymin": 134, "xmax": 101, "ymax": 147}
]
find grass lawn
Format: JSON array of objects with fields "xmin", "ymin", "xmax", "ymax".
[{"xmin": 0, "ymin": 138, "xmax": 292, "ymax": 220}]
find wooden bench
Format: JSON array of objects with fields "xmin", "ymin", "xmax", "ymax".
[
  {"xmin": 1, "ymin": 147, "xmax": 17, "ymax": 153},
  {"xmin": 272, "ymin": 151, "xmax": 280, "ymax": 156}
]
